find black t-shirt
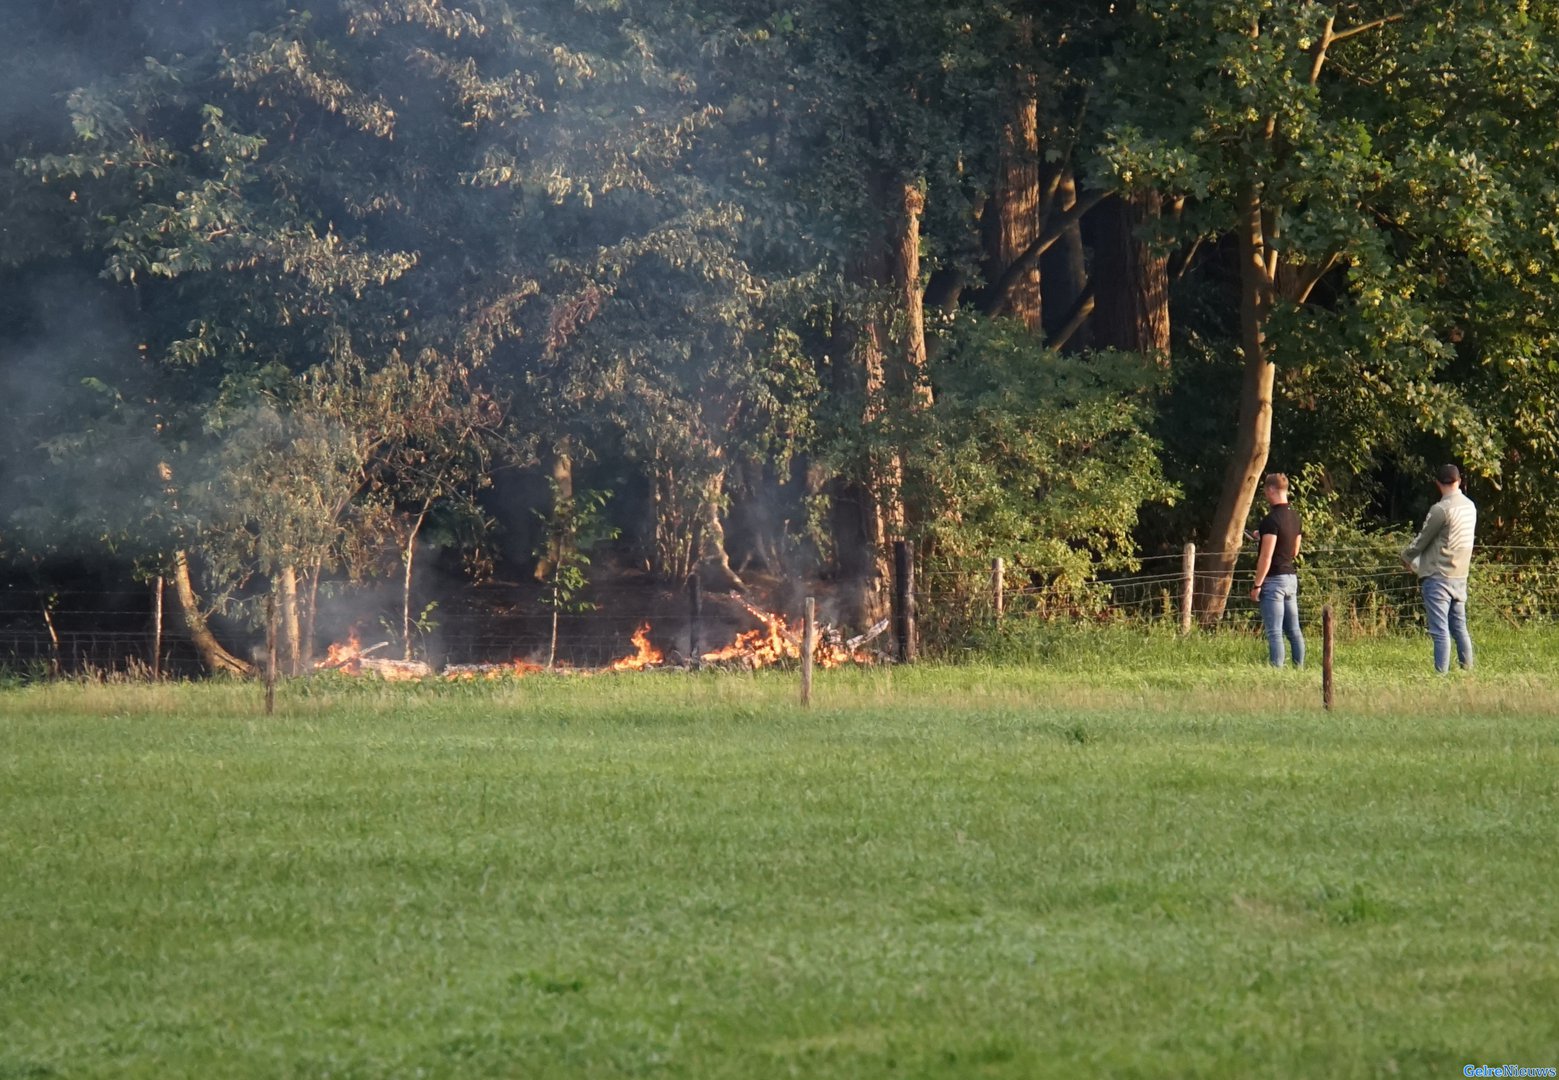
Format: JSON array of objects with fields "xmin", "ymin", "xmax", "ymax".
[{"xmin": 1258, "ymin": 504, "xmax": 1301, "ymax": 576}]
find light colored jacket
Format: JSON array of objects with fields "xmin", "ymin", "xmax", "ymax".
[{"xmin": 1403, "ymin": 490, "xmax": 1477, "ymax": 580}]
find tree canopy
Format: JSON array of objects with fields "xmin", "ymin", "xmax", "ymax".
[{"xmin": 3, "ymin": 0, "xmax": 1557, "ymax": 664}]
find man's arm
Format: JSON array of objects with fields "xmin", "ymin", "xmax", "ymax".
[
  {"xmin": 1402, "ymin": 503, "xmax": 1445, "ymax": 570},
  {"xmin": 1249, "ymin": 533, "xmax": 1277, "ymax": 600}
]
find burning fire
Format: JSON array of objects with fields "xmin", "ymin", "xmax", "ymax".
[
  {"xmin": 814, "ymin": 638, "xmax": 871, "ymax": 669},
  {"xmin": 609, "ymin": 622, "xmax": 663, "ymax": 671},
  {"xmin": 701, "ymin": 607, "xmax": 798, "ymax": 667},
  {"xmin": 318, "ymin": 629, "xmax": 372, "ymax": 673},
  {"xmin": 314, "ymin": 604, "xmax": 871, "ymax": 681},
  {"xmin": 700, "ymin": 600, "xmax": 873, "ymax": 669},
  {"xmin": 314, "ymin": 629, "xmax": 427, "ymax": 680}
]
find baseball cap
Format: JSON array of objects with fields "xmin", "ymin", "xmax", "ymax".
[{"xmin": 1437, "ymin": 463, "xmax": 1461, "ymax": 485}]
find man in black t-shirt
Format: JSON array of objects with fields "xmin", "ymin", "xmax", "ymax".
[{"xmin": 1247, "ymin": 472, "xmax": 1305, "ymax": 668}]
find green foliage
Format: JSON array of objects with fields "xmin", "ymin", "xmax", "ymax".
[
  {"xmin": 381, "ymin": 600, "xmax": 439, "ymax": 644},
  {"xmin": 903, "ymin": 316, "xmax": 1176, "ymax": 644},
  {"xmin": 534, "ymin": 485, "xmax": 619, "ymax": 617},
  {"xmin": 1109, "ymin": 1, "xmax": 1559, "ymax": 547}
]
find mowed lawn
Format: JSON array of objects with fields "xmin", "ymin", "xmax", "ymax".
[{"xmin": 2, "ymin": 630, "xmax": 1557, "ymax": 1078}]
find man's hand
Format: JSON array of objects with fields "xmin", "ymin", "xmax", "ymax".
[{"xmin": 1249, "ymin": 584, "xmax": 1262, "ymax": 602}]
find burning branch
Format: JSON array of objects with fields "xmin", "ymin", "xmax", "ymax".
[{"xmin": 609, "ymin": 622, "xmax": 664, "ymax": 671}]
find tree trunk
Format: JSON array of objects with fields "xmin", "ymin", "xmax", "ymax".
[
  {"xmin": 828, "ymin": 301, "xmax": 891, "ymax": 631},
  {"xmin": 923, "ymin": 266, "xmax": 964, "ymax": 317},
  {"xmin": 984, "ymin": 79, "xmax": 1042, "ymax": 333},
  {"xmin": 40, "ymin": 601, "xmax": 61, "ymax": 677},
  {"xmin": 1091, "ymin": 191, "xmax": 1171, "ymax": 358},
  {"xmin": 829, "ymin": 477, "xmax": 889, "ymax": 630},
  {"xmin": 171, "ymin": 550, "xmax": 254, "ymax": 676},
  {"xmin": 892, "ymin": 181, "xmax": 933, "ymax": 414},
  {"xmin": 650, "ymin": 457, "xmax": 666, "ymax": 577},
  {"xmin": 279, "ymin": 565, "xmax": 301, "ymax": 675},
  {"xmin": 699, "ymin": 466, "xmax": 744, "ymax": 590},
  {"xmin": 402, "ymin": 508, "xmax": 427, "ymax": 661},
  {"xmin": 1041, "ymin": 170, "xmax": 1092, "ymax": 350},
  {"xmin": 301, "ymin": 563, "xmax": 321, "ymax": 669},
  {"xmin": 534, "ymin": 440, "xmax": 574, "ymax": 581},
  {"xmin": 862, "ymin": 305, "xmax": 903, "ymax": 536},
  {"xmin": 891, "ymin": 179, "xmax": 934, "ymax": 538},
  {"xmin": 1199, "ymin": 182, "xmax": 1276, "ymax": 623},
  {"xmin": 547, "ymin": 576, "xmax": 560, "ymax": 669},
  {"xmin": 738, "ymin": 459, "xmax": 784, "ymax": 575}
]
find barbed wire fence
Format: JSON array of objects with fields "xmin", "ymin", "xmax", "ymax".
[
  {"xmin": 0, "ymin": 592, "xmax": 764, "ymax": 679},
  {"xmin": 2, "ymin": 545, "xmax": 1556, "ymax": 679},
  {"xmin": 919, "ymin": 544, "xmax": 1559, "ymax": 650}
]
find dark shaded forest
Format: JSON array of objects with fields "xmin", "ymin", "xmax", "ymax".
[{"xmin": 3, "ymin": 0, "xmax": 1557, "ymax": 672}]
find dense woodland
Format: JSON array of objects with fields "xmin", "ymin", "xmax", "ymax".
[{"xmin": 3, "ymin": 0, "xmax": 1559, "ymax": 671}]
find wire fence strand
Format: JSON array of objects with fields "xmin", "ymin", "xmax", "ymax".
[{"xmin": 4, "ymin": 549, "xmax": 1557, "ymax": 678}]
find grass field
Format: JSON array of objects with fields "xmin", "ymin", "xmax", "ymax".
[{"xmin": 3, "ymin": 628, "xmax": 1558, "ymax": 1078}]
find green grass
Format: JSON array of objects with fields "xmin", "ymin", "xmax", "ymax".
[{"xmin": 2, "ymin": 629, "xmax": 1558, "ymax": 1078}]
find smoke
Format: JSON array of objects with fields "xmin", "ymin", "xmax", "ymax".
[
  {"xmin": 125, "ymin": 0, "xmax": 262, "ymax": 56},
  {"xmin": 0, "ymin": 0, "xmax": 817, "ymax": 632},
  {"xmin": 0, "ymin": 2, "xmax": 261, "ymax": 146},
  {"xmin": 0, "ymin": 268, "xmax": 163, "ymax": 560}
]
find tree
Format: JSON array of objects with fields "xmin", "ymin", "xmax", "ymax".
[
  {"xmin": 1103, "ymin": 1, "xmax": 1559, "ymax": 618},
  {"xmin": 10, "ymin": 0, "xmax": 761, "ymax": 662}
]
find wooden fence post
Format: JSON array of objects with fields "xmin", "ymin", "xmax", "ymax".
[
  {"xmin": 1181, "ymin": 542, "xmax": 1196, "ymax": 635},
  {"xmin": 992, "ymin": 557, "xmax": 1004, "ymax": 624},
  {"xmin": 688, "ymin": 572, "xmax": 703, "ymax": 670},
  {"xmin": 892, "ymin": 540, "xmax": 916, "ymax": 663},
  {"xmin": 801, "ymin": 597, "xmax": 816, "ymax": 707},
  {"xmin": 151, "ymin": 574, "xmax": 164, "ymax": 679},
  {"xmin": 1323, "ymin": 604, "xmax": 1335, "ymax": 710}
]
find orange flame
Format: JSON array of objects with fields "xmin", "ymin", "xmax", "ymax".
[
  {"xmin": 701, "ymin": 607, "xmax": 798, "ymax": 667},
  {"xmin": 814, "ymin": 640, "xmax": 872, "ymax": 669},
  {"xmin": 315, "ymin": 631, "xmax": 426, "ymax": 679},
  {"xmin": 444, "ymin": 658, "xmax": 547, "ymax": 681},
  {"xmin": 313, "ymin": 606, "xmax": 868, "ymax": 680},
  {"xmin": 319, "ymin": 629, "xmax": 365, "ymax": 673},
  {"xmin": 701, "ymin": 604, "xmax": 874, "ymax": 669},
  {"xmin": 609, "ymin": 622, "xmax": 663, "ymax": 671}
]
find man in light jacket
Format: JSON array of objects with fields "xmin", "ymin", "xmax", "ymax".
[{"xmin": 1402, "ymin": 464, "xmax": 1477, "ymax": 673}]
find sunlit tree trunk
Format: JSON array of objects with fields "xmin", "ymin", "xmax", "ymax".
[
  {"xmin": 829, "ymin": 301, "xmax": 891, "ymax": 631},
  {"xmin": 401, "ymin": 507, "xmax": 427, "ymax": 661},
  {"xmin": 1196, "ymin": 17, "xmax": 1377, "ymax": 620},
  {"xmin": 891, "ymin": 179, "xmax": 933, "ymax": 536},
  {"xmin": 172, "ymin": 550, "xmax": 254, "ymax": 676},
  {"xmin": 301, "ymin": 563, "xmax": 320, "ymax": 669},
  {"xmin": 279, "ymin": 564, "xmax": 301, "ymax": 675},
  {"xmin": 699, "ymin": 462, "xmax": 744, "ymax": 590},
  {"xmin": 534, "ymin": 439, "xmax": 574, "ymax": 581},
  {"xmin": 985, "ymin": 76, "xmax": 1042, "ymax": 333},
  {"xmin": 1200, "ymin": 180, "xmax": 1275, "ymax": 623},
  {"xmin": 893, "ymin": 182, "xmax": 933, "ymax": 412},
  {"xmin": 861, "ymin": 299, "xmax": 896, "ymax": 613}
]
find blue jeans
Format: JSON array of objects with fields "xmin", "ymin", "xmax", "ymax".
[
  {"xmin": 1259, "ymin": 574, "xmax": 1305, "ymax": 668},
  {"xmin": 1421, "ymin": 576, "xmax": 1473, "ymax": 674}
]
